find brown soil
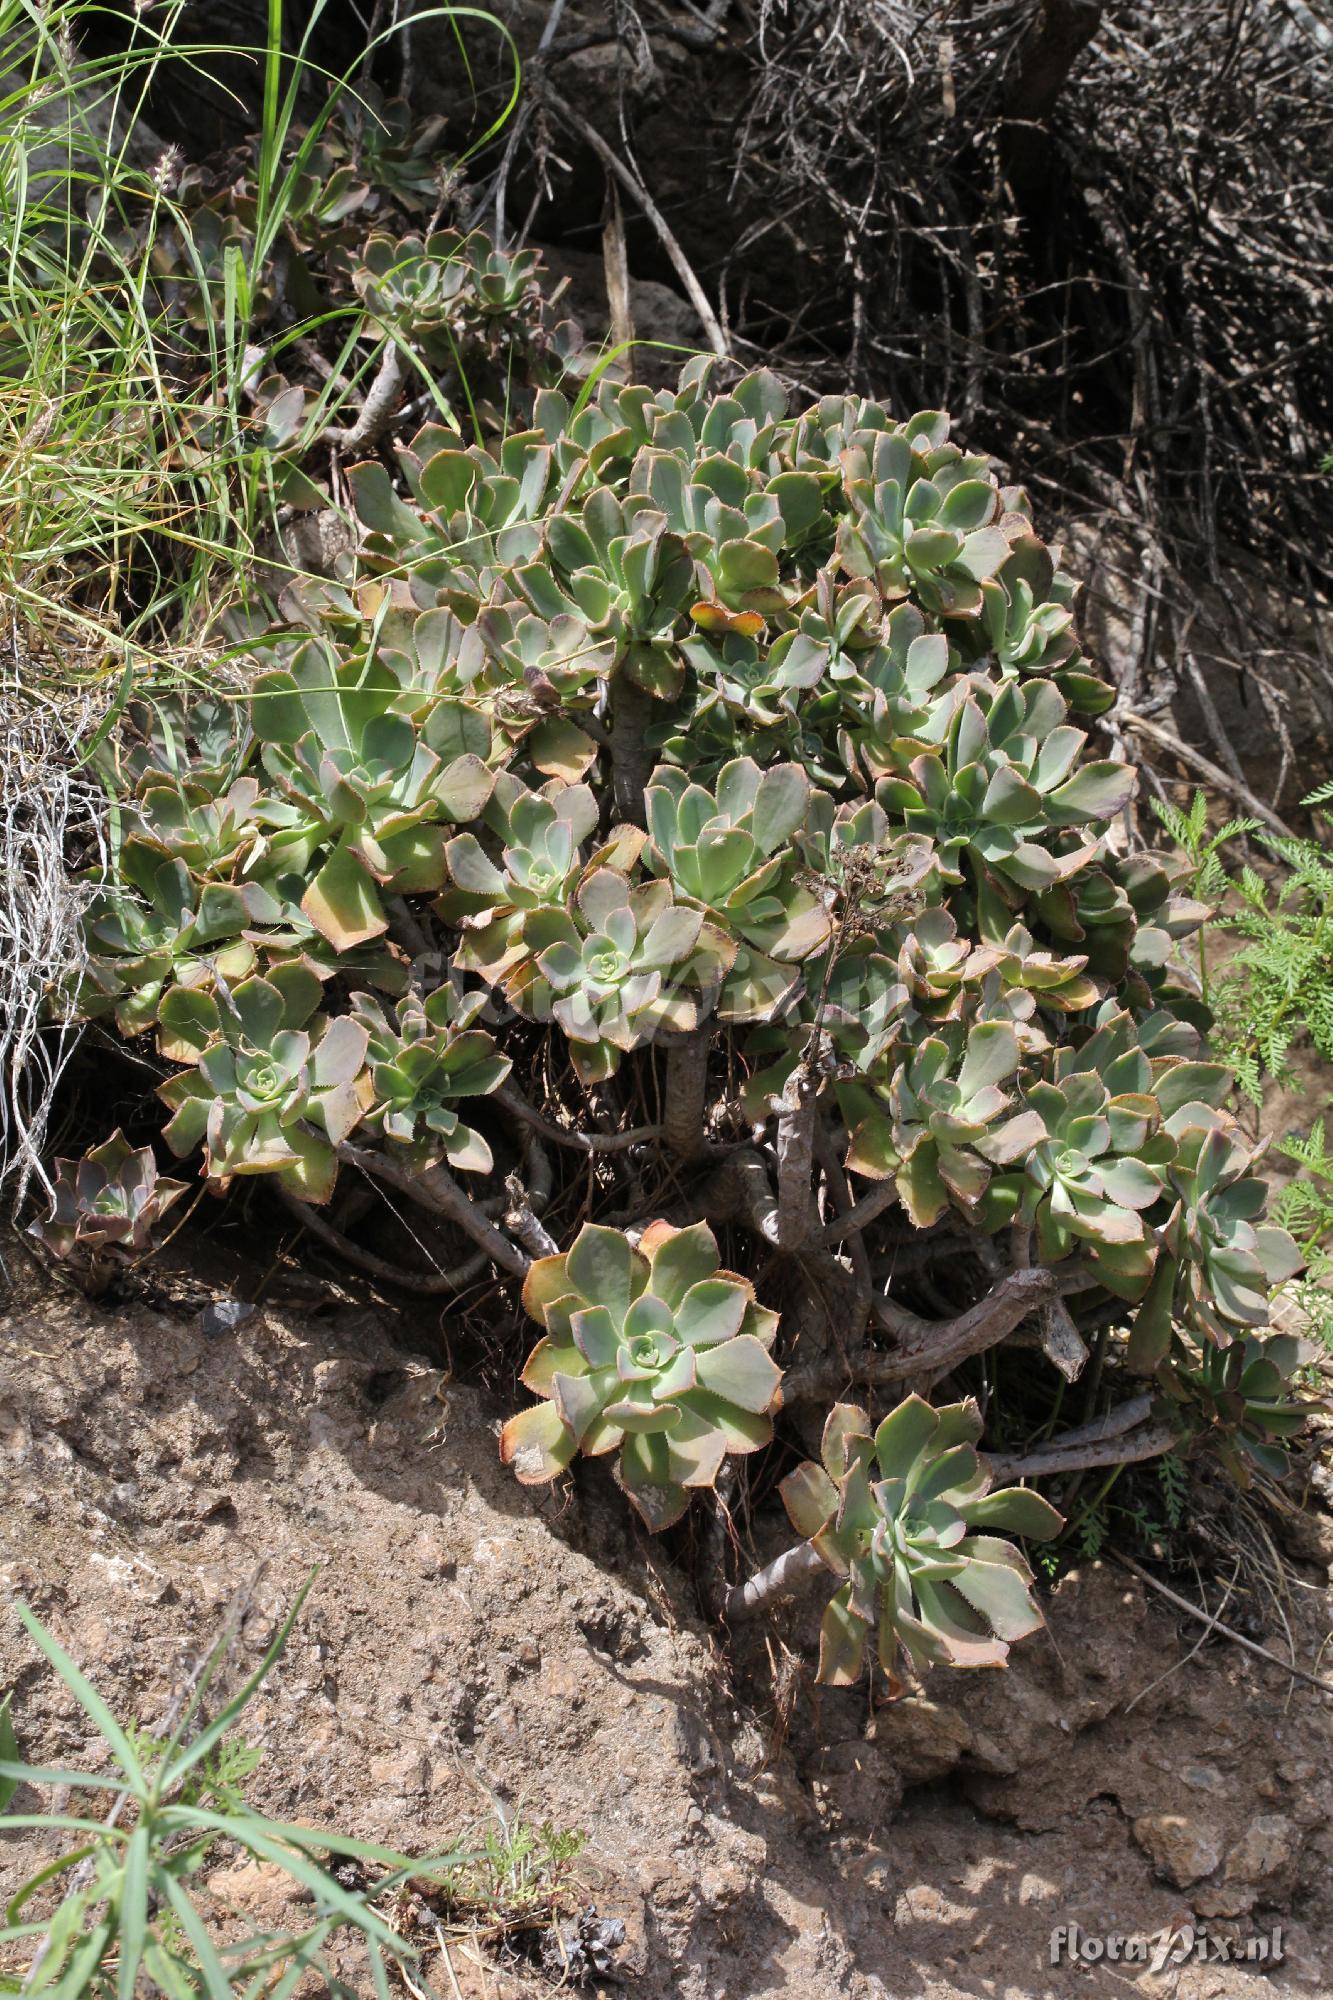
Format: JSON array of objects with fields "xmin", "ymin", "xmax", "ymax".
[{"xmin": 1, "ymin": 1284, "xmax": 1330, "ymax": 1999}]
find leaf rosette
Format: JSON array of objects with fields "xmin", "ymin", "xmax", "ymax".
[
  {"xmin": 29, "ymin": 1132, "xmax": 189, "ymax": 1269},
  {"xmin": 780, "ymin": 1396, "xmax": 1063, "ymax": 1687},
  {"xmin": 157, "ymin": 975, "xmax": 368, "ymax": 1201},
  {"xmin": 502, "ymin": 1220, "xmax": 782, "ymax": 1529},
  {"xmin": 351, "ymin": 987, "xmax": 510, "ymax": 1171}
]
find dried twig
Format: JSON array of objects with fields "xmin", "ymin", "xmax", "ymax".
[
  {"xmin": 1112, "ymin": 1552, "xmax": 1333, "ymax": 1698},
  {"xmin": 1117, "ymin": 708, "xmax": 1294, "ymax": 836},
  {"xmin": 538, "ymin": 82, "xmax": 729, "ymax": 357}
]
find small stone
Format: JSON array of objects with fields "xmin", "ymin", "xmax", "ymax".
[
  {"xmin": 368, "ymin": 1745, "xmax": 428, "ymax": 1795},
  {"xmin": 1276, "ymin": 1924, "xmax": 1322, "ymax": 1987},
  {"xmin": 412, "ymin": 1533, "xmax": 453, "ymax": 1579},
  {"xmin": 1132, "ymin": 1812, "xmax": 1220, "ymax": 1887},
  {"xmin": 515, "ymin": 1637, "xmax": 541, "ymax": 1669},
  {"xmin": 1193, "ymin": 1882, "xmax": 1256, "ymax": 1919},
  {"xmin": 199, "ymin": 1297, "xmax": 254, "ymax": 1339},
  {"xmin": 207, "ymin": 1859, "xmax": 305, "ymax": 1920},
  {"xmin": 1223, "ymin": 1814, "xmax": 1298, "ymax": 1883},
  {"xmin": 867, "ymin": 1697, "xmax": 971, "ymax": 1786}
]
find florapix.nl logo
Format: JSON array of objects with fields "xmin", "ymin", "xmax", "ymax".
[{"xmin": 1050, "ymin": 1921, "xmax": 1284, "ymax": 1971}]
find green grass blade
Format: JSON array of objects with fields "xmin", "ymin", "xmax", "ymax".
[
  {"xmin": 160, "ymin": 1873, "xmax": 234, "ymax": 2000},
  {"xmin": 6, "ymin": 1849, "xmax": 97, "ymax": 1927},
  {"xmin": 165, "ymin": 1810, "xmax": 413, "ymax": 1953},
  {"xmin": 158, "ymin": 1567, "xmax": 318, "ymax": 1792},
  {"xmin": 0, "ymin": 1697, "xmax": 17, "ymax": 1812},
  {"xmin": 0, "ymin": 1762, "xmax": 131, "ymax": 1797},
  {"xmin": 11, "ymin": 1607, "xmax": 144, "ymax": 1789},
  {"xmin": 115, "ymin": 1825, "xmax": 150, "ymax": 2000}
]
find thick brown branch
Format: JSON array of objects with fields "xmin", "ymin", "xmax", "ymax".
[
  {"xmin": 726, "ymin": 1542, "xmax": 824, "ymax": 1622},
  {"xmin": 779, "ymin": 1266, "xmax": 1059, "ymax": 1405},
  {"xmin": 274, "ymin": 1184, "xmax": 488, "ymax": 1293},
  {"xmin": 662, "ymin": 1027, "xmax": 712, "ymax": 1160},
  {"xmin": 337, "ymin": 1142, "xmax": 530, "ymax": 1277},
  {"xmin": 497, "ymin": 1083, "xmax": 663, "ymax": 1154},
  {"xmin": 775, "ymin": 1068, "xmax": 819, "ymax": 1249},
  {"xmin": 322, "ymin": 340, "xmax": 408, "ymax": 452},
  {"xmin": 987, "ymin": 1395, "xmax": 1178, "ymax": 1480}
]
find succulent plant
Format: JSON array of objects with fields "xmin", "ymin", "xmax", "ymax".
[
  {"xmin": 520, "ymin": 871, "xmax": 732, "ymax": 1083},
  {"xmin": 875, "ymin": 679, "xmax": 1137, "ymax": 896},
  {"xmin": 80, "ymin": 840, "xmax": 267, "ymax": 1041},
  {"xmin": 1156, "ymin": 1104, "xmax": 1304, "ymax": 1345},
  {"xmin": 126, "ymin": 775, "xmax": 309, "ymax": 884},
  {"xmin": 501, "ymin": 1220, "xmax": 782, "ymax": 1529},
  {"xmin": 343, "ymin": 89, "xmax": 451, "ymax": 212},
  {"xmin": 779, "ymin": 1397, "xmax": 1063, "ymax": 1686},
  {"xmin": 645, "ymin": 758, "xmax": 832, "ymax": 975},
  {"xmin": 29, "ymin": 1133, "xmax": 189, "ymax": 1279},
  {"xmin": 252, "ymin": 639, "xmax": 493, "ymax": 948},
  {"xmin": 1010, "ymin": 1070, "xmax": 1172, "ymax": 1259},
  {"xmin": 519, "ymin": 494, "xmax": 697, "ymax": 697},
  {"xmin": 980, "ymin": 536, "xmax": 1077, "ymax": 669},
  {"xmin": 157, "ymin": 974, "xmax": 368, "ymax": 1201},
  {"xmin": 469, "ymin": 602, "xmax": 615, "ymax": 776},
  {"xmin": 351, "ymin": 987, "xmax": 510, "ymax": 1170},
  {"xmin": 353, "ymin": 230, "xmax": 473, "ymax": 337},
  {"xmin": 834, "ymin": 600, "xmax": 954, "ymax": 785},
  {"xmin": 979, "ymin": 920, "xmax": 1103, "ymax": 1016},
  {"xmin": 97, "ymin": 689, "xmax": 252, "ymax": 798},
  {"xmin": 440, "ymin": 776, "xmax": 642, "ymax": 984},
  {"xmin": 1155, "ymin": 1334, "xmax": 1317, "ymax": 1482},
  {"xmin": 843, "ymin": 1020, "xmax": 1040, "ymax": 1223},
  {"xmin": 57, "ymin": 187, "xmax": 1307, "ymax": 1712},
  {"xmin": 350, "ymin": 425, "xmax": 558, "ymax": 612},
  {"xmin": 836, "ymin": 420, "xmax": 1013, "ymax": 619}
]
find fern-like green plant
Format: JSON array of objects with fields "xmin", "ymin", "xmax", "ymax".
[{"xmin": 1153, "ymin": 786, "xmax": 1333, "ymax": 1097}]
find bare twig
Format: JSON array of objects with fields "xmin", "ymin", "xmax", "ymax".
[
  {"xmin": 539, "ymin": 83, "xmax": 729, "ymax": 357},
  {"xmin": 1116, "ymin": 709, "xmax": 1295, "ymax": 837},
  {"xmin": 1112, "ymin": 1553, "xmax": 1333, "ymax": 1698}
]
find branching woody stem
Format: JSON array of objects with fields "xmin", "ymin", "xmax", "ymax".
[
  {"xmin": 322, "ymin": 339, "xmax": 408, "ymax": 452},
  {"xmin": 775, "ymin": 1067, "xmax": 819, "ymax": 1248},
  {"xmin": 988, "ymin": 1395, "xmax": 1178, "ymax": 1479},
  {"xmin": 726, "ymin": 1542, "xmax": 824, "ymax": 1622},
  {"xmin": 337, "ymin": 1141, "xmax": 531, "ymax": 1277},
  {"xmin": 662, "ymin": 1027, "xmax": 712, "ymax": 1160},
  {"xmin": 779, "ymin": 1266, "xmax": 1060, "ymax": 1403},
  {"xmin": 497, "ymin": 1083, "xmax": 664, "ymax": 1153},
  {"xmin": 275, "ymin": 1183, "xmax": 490, "ymax": 1293}
]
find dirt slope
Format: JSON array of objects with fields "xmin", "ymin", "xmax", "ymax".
[{"xmin": 0, "ymin": 1289, "xmax": 1329, "ymax": 1997}]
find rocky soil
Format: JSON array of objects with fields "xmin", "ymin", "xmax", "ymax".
[{"xmin": 0, "ymin": 1282, "xmax": 1330, "ymax": 1998}]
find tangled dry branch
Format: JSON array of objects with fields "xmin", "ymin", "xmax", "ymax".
[{"xmin": 715, "ymin": 0, "xmax": 1333, "ymax": 788}]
